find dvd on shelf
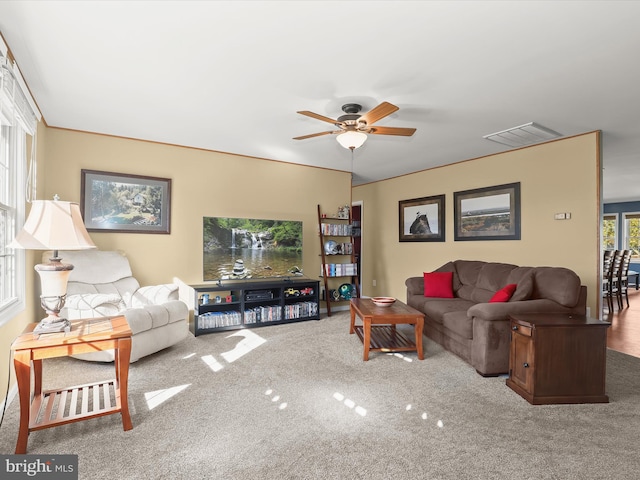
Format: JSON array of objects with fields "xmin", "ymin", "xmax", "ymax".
[
  {"xmin": 319, "ymin": 223, "xmax": 352, "ymax": 236},
  {"xmin": 320, "ymin": 263, "xmax": 358, "ymax": 277},
  {"xmin": 198, "ymin": 311, "xmax": 242, "ymax": 329},
  {"xmin": 284, "ymin": 301, "xmax": 319, "ymax": 319},
  {"xmin": 245, "ymin": 305, "xmax": 282, "ymax": 324}
]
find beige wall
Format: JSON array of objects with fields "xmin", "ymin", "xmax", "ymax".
[
  {"xmin": 0, "ymin": 126, "xmax": 352, "ymax": 406},
  {"xmin": 353, "ymin": 132, "xmax": 601, "ymax": 314},
  {"xmin": 42, "ymin": 128, "xmax": 351, "ymax": 287}
]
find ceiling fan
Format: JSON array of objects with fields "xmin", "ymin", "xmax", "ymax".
[{"xmin": 293, "ymin": 101, "xmax": 416, "ymax": 150}]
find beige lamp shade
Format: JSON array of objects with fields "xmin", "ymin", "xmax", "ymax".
[
  {"xmin": 8, "ymin": 198, "xmax": 96, "ymax": 330},
  {"xmin": 8, "ymin": 200, "xmax": 96, "ymax": 251}
]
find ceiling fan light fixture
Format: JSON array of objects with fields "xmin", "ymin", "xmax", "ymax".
[
  {"xmin": 483, "ymin": 122, "xmax": 562, "ymax": 148},
  {"xmin": 336, "ymin": 131, "xmax": 367, "ymax": 150}
]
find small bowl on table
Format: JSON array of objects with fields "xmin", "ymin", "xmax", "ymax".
[{"xmin": 372, "ymin": 297, "xmax": 396, "ymax": 307}]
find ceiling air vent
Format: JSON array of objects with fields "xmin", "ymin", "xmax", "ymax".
[{"xmin": 483, "ymin": 122, "xmax": 562, "ymax": 148}]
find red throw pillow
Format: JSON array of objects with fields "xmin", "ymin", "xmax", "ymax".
[
  {"xmin": 424, "ymin": 271, "xmax": 454, "ymax": 298},
  {"xmin": 489, "ymin": 283, "xmax": 518, "ymax": 303}
]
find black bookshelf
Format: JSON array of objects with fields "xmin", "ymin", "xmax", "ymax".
[{"xmin": 190, "ymin": 278, "xmax": 320, "ymax": 336}]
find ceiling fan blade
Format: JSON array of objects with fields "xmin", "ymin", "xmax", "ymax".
[
  {"xmin": 297, "ymin": 111, "xmax": 340, "ymax": 125},
  {"xmin": 369, "ymin": 126, "xmax": 417, "ymax": 136},
  {"xmin": 293, "ymin": 130, "xmax": 339, "ymax": 140},
  {"xmin": 358, "ymin": 101, "xmax": 399, "ymax": 126}
]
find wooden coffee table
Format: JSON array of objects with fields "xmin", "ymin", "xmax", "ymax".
[
  {"xmin": 349, "ymin": 298, "xmax": 424, "ymax": 361},
  {"xmin": 11, "ymin": 315, "xmax": 133, "ymax": 454}
]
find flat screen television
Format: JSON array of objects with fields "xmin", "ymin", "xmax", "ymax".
[{"xmin": 203, "ymin": 217, "xmax": 303, "ymax": 281}]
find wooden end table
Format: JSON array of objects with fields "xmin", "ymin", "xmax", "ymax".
[
  {"xmin": 10, "ymin": 315, "xmax": 133, "ymax": 454},
  {"xmin": 350, "ymin": 298, "xmax": 424, "ymax": 361},
  {"xmin": 506, "ymin": 313, "xmax": 610, "ymax": 405}
]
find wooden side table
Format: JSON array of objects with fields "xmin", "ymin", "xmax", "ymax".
[
  {"xmin": 10, "ymin": 315, "xmax": 133, "ymax": 454},
  {"xmin": 506, "ymin": 313, "xmax": 610, "ymax": 405}
]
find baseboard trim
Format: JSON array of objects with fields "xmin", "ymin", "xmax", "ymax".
[
  {"xmin": 1, "ymin": 383, "xmax": 18, "ymax": 413},
  {"xmin": 320, "ymin": 305, "xmax": 350, "ymax": 315}
]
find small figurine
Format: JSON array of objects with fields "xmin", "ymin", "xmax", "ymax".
[{"xmin": 337, "ymin": 205, "xmax": 350, "ymax": 219}]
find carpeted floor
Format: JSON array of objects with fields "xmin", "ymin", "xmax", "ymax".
[{"xmin": 1, "ymin": 312, "xmax": 639, "ymax": 479}]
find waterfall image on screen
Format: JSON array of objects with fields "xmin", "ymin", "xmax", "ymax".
[{"xmin": 203, "ymin": 217, "xmax": 303, "ymax": 281}]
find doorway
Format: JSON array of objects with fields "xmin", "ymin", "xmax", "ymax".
[{"xmin": 352, "ymin": 201, "xmax": 362, "ymax": 296}]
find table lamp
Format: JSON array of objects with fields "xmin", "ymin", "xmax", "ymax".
[{"xmin": 8, "ymin": 195, "xmax": 96, "ymax": 333}]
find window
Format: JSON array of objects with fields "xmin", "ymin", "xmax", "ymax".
[
  {"xmin": 0, "ymin": 102, "xmax": 26, "ymax": 321},
  {"xmin": 602, "ymin": 213, "xmax": 617, "ymax": 250},
  {"xmin": 0, "ymin": 53, "xmax": 38, "ymax": 325},
  {"xmin": 623, "ymin": 213, "xmax": 640, "ymax": 258}
]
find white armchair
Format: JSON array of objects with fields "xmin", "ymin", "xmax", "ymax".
[{"xmin": 46, "ymin": 249, "xmax": 189, "ymax": 362}]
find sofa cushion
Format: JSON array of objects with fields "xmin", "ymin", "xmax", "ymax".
[
  {"xmin": 424, "ymin": 271, "xmax": 454, "ymax": 298},
  {"xmin": 532, "ymin": 267, "xmax": 582, "ymax": 307},
  {"xmin": 56, "ymin": 250, "xmax": 133, "ymax": 284},
  {"xmin": 442, "ymin": 310, "xmax": 473, "ymax": 339},
  {"xmin": 63, "ymin": 293, "xmax": 124, "ymax": 319},
  {"xmin": 122, "ymin": 307, "xmax": 154, "ymax": 334},
  {"xmin": 471, "ymin": 262, "xmax": 518, "ymax": 303},
  {"xmin": 453, "ymin": 260, "xmax": 487, "ymax": 300},
  {"xmin": 67, "ymin": 277, "xmax": 141, "ymax": 298},
  {"xmin": 422, "ymin": 298, "xmax": 476, "ymax": 324},
  {"xmin": 476, "ymin": 263, "xmax": 518, "ymax": 291},
  {"xmin": 507, "ymin": 267, "xmax": 535, "ymax": 301},
  {"xmin": 132, "ymin": 284, "xmax": 179, "ymax": 307},
  {"xmin": 489, "ymin": 284, "xmax": 517, "ymax": 302},
  {"xmin": 453, "ymin": 260, "xmax": 486, "ymax": 286},
  {"xmin": 406, "ymin": 294, "xmax": 430, "ymax": 313},
  {"xmin": 434, "ymin": 261, "xmax": 461, "ymax": 291}
]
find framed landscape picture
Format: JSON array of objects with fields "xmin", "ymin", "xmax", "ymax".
[
  {"xmin": 399, "ymin": 194, "xmax": 445, "ymax": 242},
  {"xmin": 453, "ymin": 182, "xmax": 520, "ymax": 241},
  {"xmin": 81, "ymin": 169, "xmax": 171, "ymax": 233}
]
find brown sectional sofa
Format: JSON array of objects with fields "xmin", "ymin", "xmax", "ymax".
[{"xmin": 405, "ymin": 260, "xmax": 587, "ymax": 376}]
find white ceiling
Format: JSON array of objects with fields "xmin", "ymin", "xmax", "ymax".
[{"xmin": 1, "ymin": 1, "xmax": 639, "ymax": 201}]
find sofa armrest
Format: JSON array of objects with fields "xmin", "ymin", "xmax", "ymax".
[
  {"xmin": 468, "ymin": 299, "xmax": 575, "ymax": 321},
  {"xmin": 405, "ymin": 277, "xmax": 424, "ymax": 296},
  {"xmin": 64, "ymin": 293, "xmax": 124, "ymax": 319},
  {"xmin": 124, "ymin": 300, "xmax": 188, "ymax": 334},
  {"xmin": 132, "ymin": 284, "xmax": 179, "ymax": 307}
]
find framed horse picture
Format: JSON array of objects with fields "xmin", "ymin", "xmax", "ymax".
[{"xmin": 399, "ymin": 194, "xmax": 445, "ymax": 242}]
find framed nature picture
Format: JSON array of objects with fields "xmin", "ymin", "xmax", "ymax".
[
  {"xmin": 81, "ymin": 169, "xmax": 171, "ymax": 234},
  {"xmin": 399, "ymin": 194, "xmax": 445, "ymax": 242},
  {"xmin": 453, "ymin": 182, "xmax": 520, "ymax": 241}
]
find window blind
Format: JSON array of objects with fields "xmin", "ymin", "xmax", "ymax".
[{"xmin": 0, "ymin": 56, "xmax": 37, "ymax": 135}]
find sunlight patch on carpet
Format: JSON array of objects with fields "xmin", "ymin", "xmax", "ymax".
[
  {"xmin": 333, "ymin": 392, "xmax": 367, "ymax": 417},
  {"xmin": 182, "ymin": 353, "xmax": 196, "ymax": 359},
  {"xmin": 406, "ymin": 404, "xmax": 444, "ymax": 428},
  {"xmin": 201, "ymin": 354, "xmax": 224, "ymax": 372},
  {"xmin": 265, "ymin": 388, "xmax": 288, "ymax": 410},
  {"xmin": 221, "ymin": 330, "xmax": 267, "ymax": 363},
  {"xmin": 386, "ymin": 352, "xmax": 413, "ymax": 362},
  {"xmin": 145, "ymin": 384, "xmax": 190, "ymax": 410}
]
